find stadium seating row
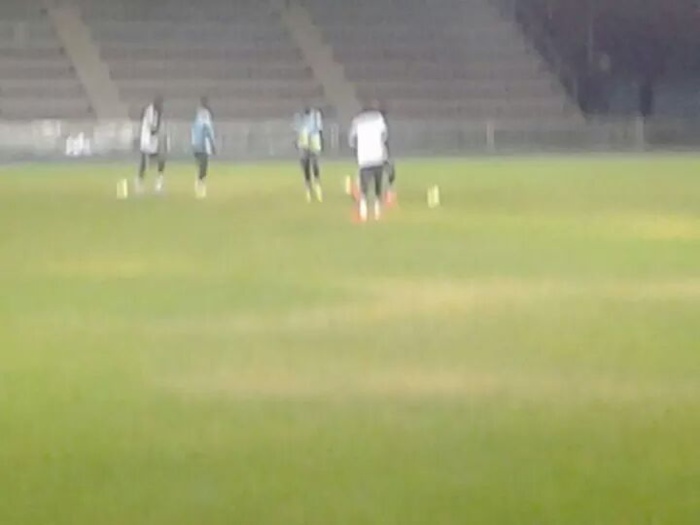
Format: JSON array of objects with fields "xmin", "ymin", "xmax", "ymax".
[
  {"xmin": 0, "ymin": 0, "xmax": 578, "ymax": 122},
  {"xmin": 82, "ymin": 0, "xmax": 326, "ymax": 119},
  {"xmin": 0, "ymin": 11, "xmax": 93, "ymax": 119},
  {"xmin": 302, "ymin": 0, "xmax": 575, "ymax": 121}
]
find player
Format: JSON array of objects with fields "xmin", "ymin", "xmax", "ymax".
[
  {"xmin": 294, "ymin": 105, "xmax": 323, "ymax": 202},
  {"xmin": 191, "ymin": 96, "xmax": 216, "ymax": 199},
  {"xmin": 349, "ymin": 101, "xmax": 389, "ymax": 222},
  {"xmin": 136, "ymin": 95, "xmax": 168, "ymax": 194},
  {"xmin": 347, "ymin": 105, "xmax": 396, "ymax": 207}
]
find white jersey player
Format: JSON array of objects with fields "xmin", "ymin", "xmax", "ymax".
[
  {"xmin": 136, "ymin": 95, "xmax": 168, "ymax": 194},
  {"xmin": 349, "ymin": 103, "xmax": 389, "ymax": 221}
]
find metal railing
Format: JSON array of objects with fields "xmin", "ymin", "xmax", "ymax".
[{"xmin": 0, "ymin": 117, "xmax": 698, "ymax": 163}]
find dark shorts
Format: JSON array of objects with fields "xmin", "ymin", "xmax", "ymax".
[
  {"xmin": 142, "ymin": 151, "xmax": 163, "ymax": 158},
  {"xmin": 139, "ymin": 150, "xmax": 166, "ymax": 171},
  {"xmin": 194, "ymin": 152, "xmax": 209, "ymax": 178},
  {"xmin": 359, "ymin": 164, "xmax": 384, "ymax": 197},
  {"xmin": 300, "ymin": 149, "xmax": 319, "ymax": 162},
  {"xmin": 194, "ymin": 151, "xmax": 209, "ymax": 167}
]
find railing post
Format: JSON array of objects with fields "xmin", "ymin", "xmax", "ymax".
[
  {"xmin": 330, "ymin": 122, "xmax": 340, "ymax": 155},
  {"xmin": 635, "ymin": 116, "xmax": 646, "ymax": 151},
  {"xmin": 486, "ymin": 120, "xmax": 496, "ymax": 153}
]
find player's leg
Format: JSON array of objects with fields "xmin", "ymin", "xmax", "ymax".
[
  {"xmin": 135, "ymin": 152, "xmax": 148, "ymax": 194},
  {"xmin": 300, "ymin": 151, "xmax": 312, "ymax": 202},
  {"xmin": 199, "ymin": 153, "xmax": 209, "ymax": 181},
  {"xmin": 386, "ymin": 161, "xmax": 396, "ymax": 187},
  {"xmin": 384, "ymin": 160, "xmax": 397, "ymax": 206},
  {"xmin": 373, "ymin": 166, "xmax": 384, "ymax": 220},
  {"xmin": 155, "ymin": 152, "xmax": 166, "ymax": 194},
  {"xmin": 310, "ymin": 153, "xmax": 322, "ymax": 202},
  {"xmin": 358, "ymin": 167, "xmax": 372, "ymax": 222},
  {"xmin": 194, "ymin": 153, "xmax": 208, "ymax": 198}
]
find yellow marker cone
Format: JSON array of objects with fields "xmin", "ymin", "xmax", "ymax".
[
  {"xmin": 116, "ymin": 179, "xmax": 128, "ymax": 199},
  {"xmin": 427, "ymin": 185, "xmax": 440, "ymax": 208}
]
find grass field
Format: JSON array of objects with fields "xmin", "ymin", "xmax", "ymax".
[{"xmin": 1, "ymin": 156, "xmax": 699, "ymax": 525}]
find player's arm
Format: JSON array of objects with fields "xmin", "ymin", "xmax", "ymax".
[
  {"xmin": 163, "ymin": 125, "xmax": 171, "ymax": 152},
  {"xmin": 206, "ymin": 121, "xmax": 216, "ymax": 154},
  {"xmin": 140, "ymin": 107, "xmax": 150, "ymax": 135},
  {"xmin": 381, "ymin": 118, "xmax": 390, "ymax": 161},
  {"xmin": 349, "ymin": 118, "xmax": 357, "ymax": 151},
  {"xmin": 316, "ymin": 110, "xmax": 324, "ymax": 150},
  {"xmin": 147, "ymin": 107, "xmax": 159, "ymax": 134}
]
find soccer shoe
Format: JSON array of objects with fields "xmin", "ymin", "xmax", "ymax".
[
  {"xmin": 195, "ymin": 180, "xmax": 207, "ymax": 199},
  {"xmin": 358, "ymin": 199, "xmax": 368, "ymax": 222},
  {"xmin": 314, "ymin": 184, "xmax": 323, "ymax": 203},
  {"xmin": 373, "ymin": 201, "xmax": 382, "ymax": 221},
  {"xmin": 305, "ymin": 189, "xmax": 312, "ymax": 203},
  {"xmin": 154, "ymin": 175, "xmax": 165, "ymax": 194},
  {"xmin": 351, "ymin": 208, "xmax": 363, "ymax": 224}
]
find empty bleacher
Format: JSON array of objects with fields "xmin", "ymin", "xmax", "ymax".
[
  {"xmin": 0, "ymin": 1, "xmax": 92, "ymax": 120},
  {"xmin": 303, "ymin": 0, "xmax": 579, "ymax": 121},
  {"xmin": 0, "ymin": 0, "xmax": 582, "ymax": 123},
  {"xmin": 79, "ymin": 0, "xmax": 328, "ymax": 120}
]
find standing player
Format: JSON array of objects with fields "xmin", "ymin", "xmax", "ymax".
[
  {"xmin": 191, "ymin": 96, "xmax": 216, "ymax": 199},
  {"xmin": 136, "ymin": 95, "xmax": 168, "ymax": 194},
  {"xmin": 294, "ymin": 105, "xmax": 323, "ymax": 202},
  {"xmin": 349, "ymin": 102, "xmax": 389, "ymax": 222},
  {"xmin": 347, "ymin": 104, "xmax": 396, "ymax": 207}
]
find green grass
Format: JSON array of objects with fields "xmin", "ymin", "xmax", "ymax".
[{"xmin": 1, "ymin": 157, "xmax": 699, "ymax": 525}]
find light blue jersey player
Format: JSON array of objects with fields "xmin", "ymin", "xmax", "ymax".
[
  {"xmin": 191, "ymin": 96, "xmax": 216, "ymax": 199},
  {"xmin": 294, "ymin": 106, "xmax": 323, "ymax": 202}
]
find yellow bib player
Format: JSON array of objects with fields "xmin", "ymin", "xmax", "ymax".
[{"xmin": 294, "ymin": 106, "xmax": 324, "ymax": 202}]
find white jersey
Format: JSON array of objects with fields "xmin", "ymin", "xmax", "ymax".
[
  {"xmin": 139, "ymin": 104, "xmax": 167, "ymax": 155},
  {"xmin": 349, "ymin": 110, "xmax": 388, "ymax": 168}
]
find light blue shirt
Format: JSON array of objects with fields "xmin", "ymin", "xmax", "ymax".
[
  {"xmin": 294, "ymin": 109, "xmax": 323, "ymax": 152},
  {"xmin": 192, "ymin": 107, "xmax": 215, "ymax": 155}
]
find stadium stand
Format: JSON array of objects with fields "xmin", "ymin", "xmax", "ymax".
[
  {"xmin": 0, "ymin": 1, "xmax": 92, "ymax": 119},
  {"xmin": 78, "ymin": 0, "xmax": 329, "ymax": 120},
  {"xmin": 280, "ymin": 3, "xmax": 361, "ymax": 123},
  {"xmin": 0, "ymin": 0, "xmax": 589, "ymax": 123},
  {"xmin": 301, "ymin": 0, "xmax": 580, "ymax": 121},
  {"xmin": 517, "ymin": 0, "xmax": 700, "ymax": 119},
  {"xmin": 47, "ymin": 4, "xmax": 129, "ymax": 120}
]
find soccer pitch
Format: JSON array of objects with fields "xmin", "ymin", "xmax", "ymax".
[{"xmin": 1, "ymin": 156, "xmax": 699, "ymax": 525}]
